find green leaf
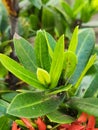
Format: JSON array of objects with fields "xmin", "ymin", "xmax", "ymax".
[
  {"xmin": 61, "ymin": 1, "xmax": 73, "ymax": 19},
  {"xmin": 1, "ymin": 92, "xmax": 18, "ymax": 102},
  {"xmin": 70, "ymin": 28, "xmax": 95, "ymax": 85},
  {"xmin": 14, "ymin": 33, "xmax": 37, "ymax": 73},
  {"xmin": 49, "ymin": 35, "xmax": 64, "ymax": 88},
  {"xmin": 34, "ymin": 30, "xmax": 51, "ymax": 72},
  {"xmin": 47, "ymin": 110, "xmax": 74, "ymax": 123},
  {"xmin": 73, "ymin": 0, "xmax": 86, "ymax": 16},
  {"xmin": 7, "ymin": 92, "xmax": 65, "ymax": 118},
  {"xmin": 30, "ymin": 0, "xmax": 42, "ymax": 9},
  {"xmin": 0, "ymin": 54, "xmax": 45, "ymax": 90},
  {"xmin": 74, "ymin": 54, "xmax": 96, "ymax": 91},
  {"xmin": 42, "ymin": 7, "xmax": 55, "ymax": 33},
  {"xmin": 0, "ymin": 116, "xmax": 10, "ymax": 130},
  {"xmin": 44, "ymin": 31, "xmax": 56, "ymax": 58},
  {"xmin": 68, "ymin": 26, "xmax": 78, "ymax": 53},
  {"xmin": 76, "ymin": 61, "xmax": 98, "ymax": 97},
  {"xmin": 67, "ymin": 97, "xmax": 98, "ymax": 117},
  {"xmin": 63, "ymin": 51, "xmax": 77, "ymax": 78},
  {"xmin": 0, "ymin": 99, "xmax": 9, "ymax": 116},
  {"xmin": 37, "ymin": 68, "xmax": 50, "ymax": 86}
]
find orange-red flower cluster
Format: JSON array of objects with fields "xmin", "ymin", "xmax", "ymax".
[
  {"xmin": 12, "ymin": 117, "xmax": 46, "ymax": 130},
  {"xmin": 58, "ymin": 112, "xmax": 98, "ymax": 130}
]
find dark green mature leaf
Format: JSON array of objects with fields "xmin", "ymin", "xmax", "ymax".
[
  {"xmin": 67, "ymin": 97, "xmax": 98, "ymax": 117},
  {"xmin": 49, "ymin": 35, "xmax": 64, "ymax": 88},
  {"xmin": 0, "ymin": 54, "xmax": 45, "ymax": 90},
  {"xmin": 76, "ymin": 61, "xmax": 98, "ymax": 97},
  {"xmin": 74, "ymin": 54, "xmax": 96, "ymax": 91},
  {"xmin": 34, "ymin": 30, "xmax": 51, "ymax": 72},
  {"xmin": 0, "ymin": 99, "xmax": 9, "ymax": 116},
  {"xmin": 0, "ymin": 116, "xmax": 10, "ymax": 130},
  {"xmin": 1, "ymin": 92, "xmax": 18, "ymax": 102},
  {"xmin": 42, "ymin": 7, "xmax": 55, "ymax": 33},
  {"xmin": 7, "ymin": 92, "xmax": 65, "ymax": 118},
  {"xmin": 14, "ymin": 33, "xmax": 37, "ymax": 73},
  {"xmin": 47, "ymin": 110, "xmax": 74, "ymax": 123},
  {"xmin": 70, "ymin": 28, "xmax": 95, "ymax": 85}
]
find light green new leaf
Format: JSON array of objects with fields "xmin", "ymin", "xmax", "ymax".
[
  {"xmin": 49, "ymin": 35, "xmax": 64, "ymax": 88},
  {"xmin": 0, "ymin": 54, "xmax": 45, "ymax": 90},
  {"xmin": 37, "ymin": 68, "xmax": 50, "ymax": 86},
  {"xmin": 14, "ymin": 33, "xmax": 37, "ymax": 73},
  {"xmin": 74, "ymin": 54, "xmax": 96, "ymax": 91},
  {"xmin": 63, "ymin": 51, "xmax": 77, "ymax": 78},
  {"xmin": 67, "ymin": 97, "xmax": 98, "ymax": 117},
  {"xmin": 44, "ymin": 31, "xmax": 56, "ymax": 58},
  {"xmin": 68, "ymin": 26, "xmax": 78, "ymax": 53},
  {"xmin": 7, "ymin": 92, "xmax": 65, "ymax": 118},
  {"xmin": 34, "ymin": 30, "xmax": 51, "ymax": 72},
  {"xmin": 47, "ymin": 110, "xmax": 74, "ymax": 124}
]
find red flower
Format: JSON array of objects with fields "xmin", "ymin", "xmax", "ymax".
[
  {"xmin": 58, "ymin": 112, "xmax": 98, "ymax": 130},
  {"xmin": 35, "ymin": 117, "xmax": 46, "ymax": 130},
  {"xmin": 21, "ymin": 118, "xmax": 35, "ymax": 130},
  {"xmin": 12, "ymin": 122, "xmax": 21, "ymax": 130}
]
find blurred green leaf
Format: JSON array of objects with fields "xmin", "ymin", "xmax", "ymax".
[
  {"xmin": 29, "ymin": 0, "xmax": 42, "ymax": 9},
  {"xmin": 7, "ymin": 92, "xmax": 65, "ymax": 118},
  {"xmin": 0, "ymin": 99, "xmax": 9, "ymax": 116},
  {"xmin": 0, "ymin": 116, "xmax": 10, "ymax": 130}
]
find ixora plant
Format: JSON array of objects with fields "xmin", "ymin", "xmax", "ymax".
[{"xmin": 0, "ymin": 27, "xmax": 98, "ymax": 130}]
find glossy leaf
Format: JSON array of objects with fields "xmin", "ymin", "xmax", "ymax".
[
  {"xmin": 7, "ymin": 92, "xmax": 65, "ymax": 118},
  {"xmin": 14, "ymin": 33, "xmax": 37, "ymax": 73},
  {"xmin": 74, "ymin": 54, "xmax": 96, "ymax": 91},
  {"xmin": 68, "ymin": 26, "xmax": 78, "ymax": 53},
  {"xmin": 0, "ymin": 54, "xmax": 45, "ymax": 90},
  {"xmin": 70, "ymin": 28, "xmax": 95, "ymax": 85},
  {"xmin": 67, "ymin": 97, "xmax": 98, "ymax": 117},
  {"xmin": 37, "ymin": 68, "xmax": 50, "ymax": 86},
  {"xmin": 34, "ymin": 30, "xmax": 51, "ymax": 72},
  {"xmin": 47, "ymin": 110, "xmax": 74, "ymax": 123},
  {"xmin": 49, "ymin": 35, "xmax": 64, "ymax": 88},
  {"xmin": 63, "ymin": 51, "xmax": 77, "ymax": 78},
  {"xmin": 76, "ymin": 61, "xmax": 98, "ymax": 97}
]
